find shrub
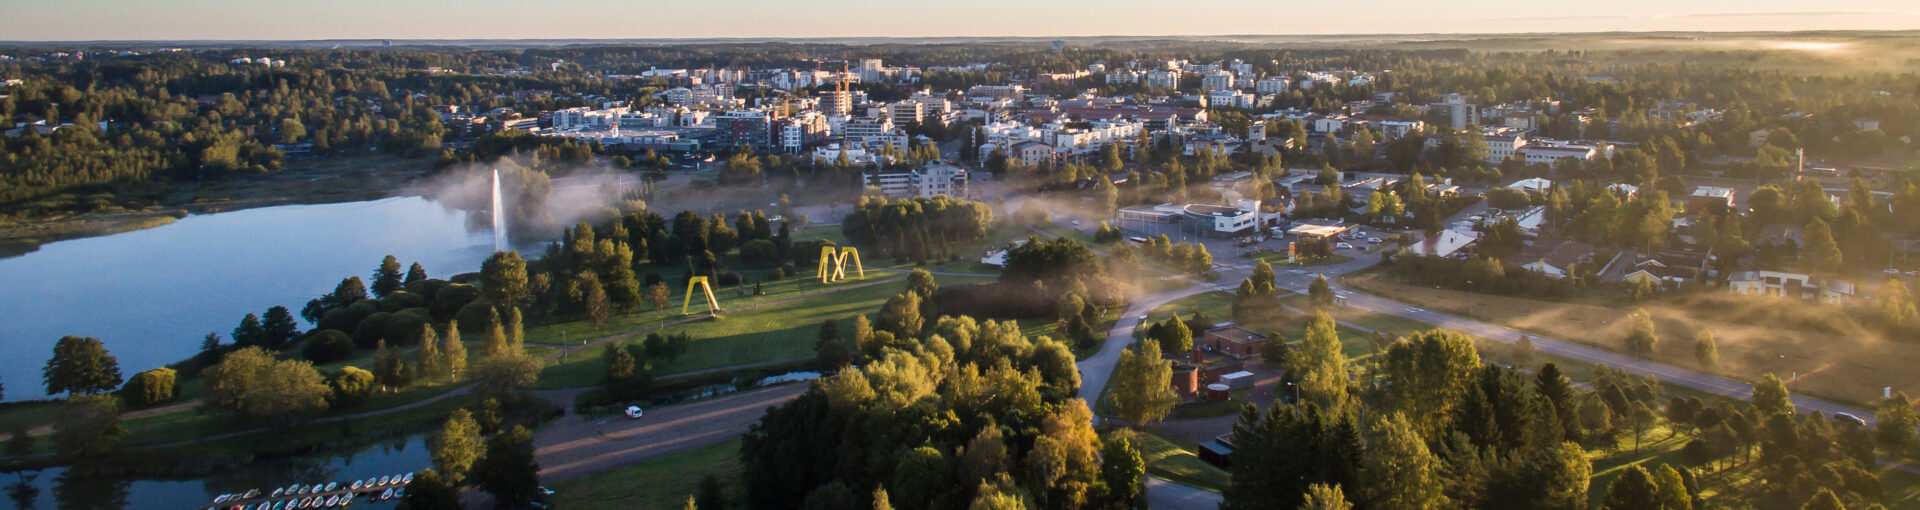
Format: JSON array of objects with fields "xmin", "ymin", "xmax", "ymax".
[
  {"xmin": 455, "ymin": 299, "xmax": 498, "ymax": 334},
  {"xmin": 122, "ymin": 368, "xmax": 178, "ymax": 407},
  {"xmin": 429, "ymin": 284, "xmax": 482, "ymax": 322},
  {"xmin": 302, "ymin": 330, "xmax": 357, "ymax": 364},
  {"xmin": 328, "ymin": 367, "xmax": 375, "ymax": 406}
]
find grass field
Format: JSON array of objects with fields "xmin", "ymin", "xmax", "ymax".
[
  {"xmin": 546, "ymin": 438, "xmax": 743, "ymax": 510},
  {"xmin": 536, "ymin": 273, "xmax": 995, "ymax": 389},
  {"xmin": 1343, "ymin": 272, "xmax": 1920, "ymax": 407},
  {"xmin": 1105, "ymin": 428, "xmax": 1229, "ymax": 492}
]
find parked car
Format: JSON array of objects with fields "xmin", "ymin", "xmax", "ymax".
[
  {"xmin": 625, "ymin": 406, "xmax": 644, "ymax": 419},
  {"xmin": 1834, "ymin": 412, "xmax": 1866, "ymax": 427},
  {"xmin": 1336, "ymin": 242, "xmax": 1355, "ymax": 250},
  {"xmin": 1367, "ymin": 237, "xmax": 1383, "ymax": 243}
]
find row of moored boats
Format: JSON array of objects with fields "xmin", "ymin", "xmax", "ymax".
[{"xmin": 209, "ymin": 472, "xmax": 414, "ymax": 509}]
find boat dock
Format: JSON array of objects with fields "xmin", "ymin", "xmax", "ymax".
[{"xmin": 203, "ymin": 475, "xmax": 413, "ymax": 510}]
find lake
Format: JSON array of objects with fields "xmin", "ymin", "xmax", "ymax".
[
  {"xmin": 2, "ymin": 434, "xmax": 432, "ymax": 510},
  {"xmin": 0, "ymin": 197, "xmax": 511, "ymax": 401}
]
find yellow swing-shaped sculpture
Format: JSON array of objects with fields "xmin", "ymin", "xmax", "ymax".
[
  {"xmin": 816, "ymin": 246, "xmax": 864, "ymax": 284},
  {"xmin": 682, "ymin": 276, "xmax": 722, "ymax": 315}
]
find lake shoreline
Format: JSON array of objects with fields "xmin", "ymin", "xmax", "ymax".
[{"xmin": 0, "ymin": 155, "xmax": 435, "ymax": 260}]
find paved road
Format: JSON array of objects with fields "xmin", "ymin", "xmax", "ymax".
[
  {"xmin": 1146, "ymin": 477, "xmax": 1222, "ymax": 509},
  {"xmin": 533, "ymin": 383, "xmax": 807, "ymax": 483}
]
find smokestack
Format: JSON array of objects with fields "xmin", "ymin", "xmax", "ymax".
[{"xmin": 1193, "ymin": 346, "xmax": 1203, "ymax": 365}]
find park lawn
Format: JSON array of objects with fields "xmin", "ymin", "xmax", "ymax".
[
  {"xmin": 788, "ymin": 225, "xmax": 850, "ymax": 246},
  {"xmin": 1147, "ymin": 291, "xmax": 1234, "ymax": 325},
  {"xmin": 547, "ymin": 438, "xmax": 743, "ymax": 510},
  {"xmin": 0, "ymin": 403, "xmax": 61, "ymax": 435},
  {"xmin": 536, "ymin": 274, "xmax": 994, "ymax": 389},
  {"xmin": 523, "ymin": 270, "xmax": 899, "ymax": 348},
  {"xmin": 1034, "ymin": 223, "xmax": 1096, "ymax": 245},
  {"xmin": 1105, "ymin": 428, "xmax": 1229, "ymax": 492}
]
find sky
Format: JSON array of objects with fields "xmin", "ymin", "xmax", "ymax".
[{"xmin": 5, "ymin": 0, "xmax": 1920, "ymax": 41}]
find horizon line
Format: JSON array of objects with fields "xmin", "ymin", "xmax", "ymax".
[{"xmin": 4, "ymin": 28, "xmax": 1918, "ymax": 46}]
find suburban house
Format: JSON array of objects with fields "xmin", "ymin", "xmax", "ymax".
[
  {"xmin": 1623, "ymin": 252, "xmax": 1709, "ymax": 288},
  {"xmin": 1515, "ymin": 239, "xmax": 1593, "ymax": 278},
  {"xmin": 1406, "ymin": 229, "xmax": 1481, "ymax": 258},
  {"xmin": 1727, "ymin": 270, "xmax": 1858, "ymax": 304}
]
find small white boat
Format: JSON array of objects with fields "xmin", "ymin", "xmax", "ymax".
[
  {"xmin": 245, "ymin": 489, "xmax": 262, "ymax": 499},
  {"xmin": 375, "ymin": 476, "xmax": 390, "ymax": 486},
  {"xmin": 392, "ymin": 487, "xmax": 404, "ymax": 498},
  {"xmin": 324, "ymin": 482, "xmax": 337, "ymax": 492},
  {"xmin": 271, "ymin": 501, "xmax": 285, "ymax": 510},
  {"xmin": 378, "ymin": 488, "xmax": 393, "ymax": 501},
  {"xmin": 271, "ymin": 488, "xmax": 285, "ymax": 498},
  {"xmin": 390, "ymin": 474, "xmax": 403, "ymax": 485},
  {"xmin": 401, "ymin": 472, "xmax": 413, "ymax": 484},
  {"xmin": 328, "ymin": 495, "xmax": 342, "ymax": 506},
  {"xmin": 349, "ymin": 480, "xmax": 361, "ymax": 491}
]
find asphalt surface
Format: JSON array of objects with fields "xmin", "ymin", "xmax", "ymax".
[{"xmin": 532, "ymin": 383, "xmax": 807, "ymax": 483}]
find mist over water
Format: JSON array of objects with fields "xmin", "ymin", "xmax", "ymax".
[{"xmin": 0, "ymin": 197, "xmax": 504, "ymax": 402}]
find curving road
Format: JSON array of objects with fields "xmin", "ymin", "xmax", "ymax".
[{"xmin": 533, "ymin": 383, "xmax": 807, "ymax": 482}]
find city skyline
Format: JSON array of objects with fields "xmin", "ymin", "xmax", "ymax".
[{"xmin": 5, "ymin": 0, "xmax": 1920, "ymax": 41}]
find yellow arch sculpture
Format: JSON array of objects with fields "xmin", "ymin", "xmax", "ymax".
[
  {"xmin": 816, "ymin": 246, "xmax": 864, "ymax": 284},
  {"xmin": 682, "ymin": 276, "xmax": 722, "ymax": 315}
]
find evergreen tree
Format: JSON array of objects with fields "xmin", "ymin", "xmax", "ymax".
[
  {"xmin": 373, "ymin": 255, "xmax": 404, "ymax": 298},
  {"xmin": 233, "ymin": 313, "xmax": 266, "ymax": 347},
  {"xmin": 405, "ymin": 262, "xmax": 429, "ymax": 285}
]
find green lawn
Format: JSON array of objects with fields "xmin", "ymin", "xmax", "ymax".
[
  {"xmin": 537, "ymin": 274, "xmax": 995, "ymax": 389},
  {"xmin": 547, "ymin": 438, "xmax": 743, "ymax": 510},
  {"xmin": 524, "ymin": 269, "xmax": 894, "ymax": 349},
  {"xmin": 1105, "ymin": 428, "xmax": 1229, "ymax": 492}
]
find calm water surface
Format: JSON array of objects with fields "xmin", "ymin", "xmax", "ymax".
[{"xmin": 0, "ymin": 197, "xmax": 506, "ymax": 401}]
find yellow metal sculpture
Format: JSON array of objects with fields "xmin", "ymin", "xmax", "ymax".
[
  {"xmin": 682, "ymin": 276, "xmax": 722, "ymax": 315},
  {"xmin": 816, "ymin": 246, "xmax": 864, "ymax": 284}
]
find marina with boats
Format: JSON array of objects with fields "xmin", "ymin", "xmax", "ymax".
[{"xmin": 205, "ymin": 472, "xmax": 415, "ymax": 510}]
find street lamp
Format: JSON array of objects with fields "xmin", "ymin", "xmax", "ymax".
[{"xmin": 1285, "ymin": 381, "xmax": 1299, "ymax": 404}]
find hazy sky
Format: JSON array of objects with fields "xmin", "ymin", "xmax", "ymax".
[{"xmin": 6, "ymin": 0, "xmax": 1920, "ymax": 41}]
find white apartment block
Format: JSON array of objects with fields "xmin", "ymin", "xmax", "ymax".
[
  {"xmin": 1146, "ymin": 70, "xmax": 1181, "ymax": 89},
  {"xmin": 1255, "ymin": 76, "xmax": 1291, "ymax": 94},
  {"xmin": 1202, "ymin": 71, "xmax": 1235, "ymax": 92},
  {"xmin": 1484, "ymin": 132, "xmax": 1527, "ymax": 164},
  {"xmin": 1518, "ymin": 139, "xmax": 1607, "ymax": 167},
  {"xmin": 1208, "ymin": 89, "xmax": 1254, "ymax": 109},
  {"xmin": 865, "ymin": 164, "xmax": 970, "ymax": 199},
  {"xmin": 888, "ymin": 102, "xmax": 924, "ymax": 126}
]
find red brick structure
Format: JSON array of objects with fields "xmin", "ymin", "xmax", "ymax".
[{"xmin": 1204, "ymin": 325, "xmax": 1270, "ymax": 359}]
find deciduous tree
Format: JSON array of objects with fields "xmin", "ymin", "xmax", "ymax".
[
  {"xmin": 1109, "ymin": 340, "xmax": 1178, "ymax": 426},
  {"xmin": 42, "ymin": 336, "xmax": 122, "ymax": 397}
]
